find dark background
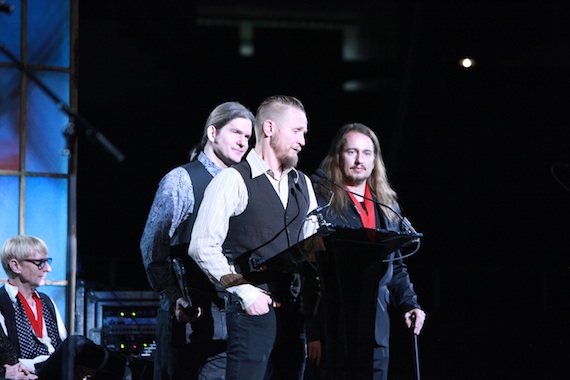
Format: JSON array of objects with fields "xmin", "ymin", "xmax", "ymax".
[{"xmin": 76, "ymin": 1, "xmax": 569, "ymax": 378}]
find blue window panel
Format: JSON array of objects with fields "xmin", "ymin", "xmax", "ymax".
[
  {"xmin": 26, "ymin": 71, "xmax": 70, "ymax": 174},
  {"xmin": 25, "ymin": 176, "xmax": 68, "ymax": 282},
  {"xmin": 39, "ymin": 285, "xmax": 67, "ymax": 327},
  {"xmin": 0, "ymin": 1, "xmax": 21, "ymax": 63},
  {"xmin": 27, "ymin": 0, "xmax": 70, "ymax": 68},
  {"xmin": 0, "ymin": 176, "xmax": 19, "ymax": 247},
  {"xmin": 0, "ymin": 68, "xmax": 21, "ymax": 170}
]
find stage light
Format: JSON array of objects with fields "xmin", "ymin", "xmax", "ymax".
[{"xmin": 459, "ymin": 56, "xmax": 476, "ymax": 69}]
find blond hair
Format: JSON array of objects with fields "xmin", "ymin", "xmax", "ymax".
[{"xmin": 1, "ymin": 235, "xmax": 48, "ymax": 279}]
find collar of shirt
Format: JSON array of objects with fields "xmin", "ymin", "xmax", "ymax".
[
  {"xmin": 5, "ymin": 283, "xmax": 42, "ymax": 318},
  {"xmin": 198, "ymin": 151, "xmax": 224, "ymax": 177},
  {"xmin": 246, "ymin": 150, "xmax": 299, "ymax": 183},
  {"xmin": 246, "ymin": 150, "xmax": 299, "ymax": 208},
  {"xmin": 5, "ymin": 282, "xmax": 30, "ymax": 303}
]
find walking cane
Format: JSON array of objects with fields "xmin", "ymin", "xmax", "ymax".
[{"xmin": 411, "ymin": 313, "xmax": 421, "ymax": 380}]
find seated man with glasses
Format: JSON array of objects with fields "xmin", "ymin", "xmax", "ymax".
[{"xmin": 0, "ymin": 235, "xmax": 149, "ymax": 379}]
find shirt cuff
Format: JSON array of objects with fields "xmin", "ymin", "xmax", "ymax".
[{"xmin": 229, "ymin": 284, "xmax": 263, "ymax": 309}]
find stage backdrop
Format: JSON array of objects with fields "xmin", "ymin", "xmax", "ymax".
[{"xmin": 0, "ymin": 0, "xmax": 77, "ymax": 330}]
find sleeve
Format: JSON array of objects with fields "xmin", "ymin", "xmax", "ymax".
[
  {"xmin": 300, "ymin": 173, "xmax": 320, "ymax": 240},
  {"xmin": 189, "ymin": 168, "xmax": 263, "ymax": 309},
  {"xmin": 140, "ymin": 168, "xmax": 193, "ymax": 310},
  {"xmin": 52, "ymin": 298, "xmax": 67, "ymax": 341},
  {"xmin": 0, "ymin": 327, "xmax": 18, "ymax": 368},
  {"xmin": 387, "ymin": 203, "xmax": 422, "ymax": 313},
  {"xmin": 388, "ymin": 253, "xmax": 421, "ymax": 313}
]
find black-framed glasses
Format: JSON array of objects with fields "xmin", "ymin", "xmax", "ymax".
[{"xmin": 23, "ymin": 258, "xmax": 52, "ymax": 270}]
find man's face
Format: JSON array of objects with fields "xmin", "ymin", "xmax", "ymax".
[
  {"xmin": 212, "ymin": 117, "xmax": 253, "ymax": 166},
  {"xmin": 340, "ymin": 131, "xmax": 375, "ymax": 186},
  {"xmin": 270, "ymin": 107, "xmax": 308, "ymax": 169},
  {"xmin": 18, "ymin": 252, "xmax": 51, "ymax": 288}
]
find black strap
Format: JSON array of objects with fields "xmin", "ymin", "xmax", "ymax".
[{"xmin": 173, "ymin": 160, "xmax": 213, "ymax": 246}]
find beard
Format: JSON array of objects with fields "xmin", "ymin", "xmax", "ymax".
[
  {"xmin": 270, "ymin": 132, "xmax": 299, "ymax": 169},
  {"xmin": 280, "ymin": 153, "xmax": 298, "ymax": 169},
  {"xmin": 344, "ymin": 172, "xmax": 368, "ymax": 186},
  {"xmin": 341, "ymin": 163, "xmax": 372, "ymax": 186}
]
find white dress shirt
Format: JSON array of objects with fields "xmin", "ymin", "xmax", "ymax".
[{"xmin": 189, "ymin": 150, "xmax": 318, "ymax": 309}]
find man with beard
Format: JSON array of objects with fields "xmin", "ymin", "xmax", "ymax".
[
  {"xmin": 306, "ymin": 123, "xmax": 426, "ymax": 380},
  {"xmin": 189, "ymin": 95, "xmax": 319, "ymax": 380}
]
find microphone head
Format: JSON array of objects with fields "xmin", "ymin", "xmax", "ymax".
[
  {"xmin": 315, "ymin": 168, "xmax": 327, "ymax": 178},
  {"xmin": 310, "ymin": 174, "xmax": 321, "ymax": 183}
]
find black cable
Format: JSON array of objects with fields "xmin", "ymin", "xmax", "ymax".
[
  {"xmin": 314, "ymin": 169, "xmax": 422, "ymax": 257},
  {"xmin": 551, "ymin": 163, "xmax": 570, "ymax": 193}
]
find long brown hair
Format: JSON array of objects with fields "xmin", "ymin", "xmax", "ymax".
[
  {"xmin": 318, "ymin": 123, "xmax": 398, "ymax": 223},
  {"xmin": 189, "ymin": 101, "xmax": 255, "ymax": 161}
]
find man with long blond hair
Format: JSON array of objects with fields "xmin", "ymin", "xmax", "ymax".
[{"xmin": 307, "ymin": 123, "xmax": 426, "ymax": 380}]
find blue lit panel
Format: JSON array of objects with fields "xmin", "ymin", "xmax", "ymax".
[
  {"xmin": 0, "ymin": 68, "xmax": 21, "ymax": 170},
  {"xmin": 0, "ymin": 1, "xmax": 21, "ymax": 63},
  {"xmin": 25, "ymin": 176, "xmax": 68, "ymax": 282},
  {"xmin": 27, "ymin": 0, "xmax": 70, "ymax": 68},
  {"xmin": 26, "ymin": 71, "xmax": 70, "ymax": 174},
  {"xmin": 40, "ymin": 285, "xmax": 67, "ymax": 326},
  {"xmin": 0, "ymin": 176, "xmax": 19, "ymax": 248}
]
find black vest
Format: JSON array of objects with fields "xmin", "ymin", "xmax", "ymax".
[
  {"xmin": 223, "ymin": 161, "xmax": 310, "ymax": 273},
  {"xmin": 168, "ymin": 160, "xmax": 222, "ymax": 305},
  {"xmin": 170, "ymin": 159, "xmax": 213, "ymax": 247},
  {"xmin": 0, "ymin": 287, "xmax": 62, "ymax": 359}
]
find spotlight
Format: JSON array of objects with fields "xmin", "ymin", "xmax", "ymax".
[{"xmin": 459, "ymin": 56, "xmax": 476, "ymax": 69}]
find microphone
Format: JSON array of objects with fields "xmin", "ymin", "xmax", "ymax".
[
  {"xmin": 0, "ymin": 1, "xmax": 15, "ymax": 13},
  {"xmin": 314, "ymin": 168, "xmax": 421, "ymax": 240},
  {"xmin": 308, "ymin": 174, "xmax": 335, "ymax": 233},
  {"xmin": 308, "ymin": 174, "xmax": 335, "ymax": 216}
]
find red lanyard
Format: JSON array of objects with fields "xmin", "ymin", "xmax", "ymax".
[
  {"xmin": 17, "ymin": 292, "xmax": 44, "ymax": 338},
  {"xmin": 347, "ymin": 184, "xmax": 376, "ymax": 229}
]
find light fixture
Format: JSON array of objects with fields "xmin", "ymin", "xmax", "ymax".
[{"xmin": 459, "ymin": 56, "xmax": 476, "ymax": 69}]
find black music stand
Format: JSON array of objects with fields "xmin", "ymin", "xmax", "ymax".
[{"xmin": 241, "ymin": 226, "xmax": 421, "ymax": 379}]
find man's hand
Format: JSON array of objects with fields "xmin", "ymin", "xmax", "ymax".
[
  {"xmin": 4, "ymin": 363, "xmax": 38, "ymax": 379},
  {"xmin": 404, "ymin": 308, "xmax": 426, "ymax": 335},
  {"xmin": 245, "ymin": 292, "xmax": 273, "ymax": 315},
  {"xmin": 307, "ymin": 340, "xmax": 322, "ymax": 366},
  {"xmin": 174, "ymin": 297, "xmax": 201, "ymax": 323}
]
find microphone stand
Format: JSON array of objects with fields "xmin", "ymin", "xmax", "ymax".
[
  {"xmin": 413, "ymin": 333, "xmax": 421, "ymax": 380},
  {"xmin": 411, "ymin": 314, "xmax": 421, "ymax": 380},
  {"xmin": 313, "ymin": 169, "xmax": 423, "ymax": 255},
  {"xmin": 309, "ymin": 175, "xmax": 336, "ymax": 235},
  {"xmin": 1, "ymin": 42, "xmax": 125, "ymax": 380}
]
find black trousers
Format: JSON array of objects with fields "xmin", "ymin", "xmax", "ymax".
[{"xmin": 153, "ymin": 303, "xmax": 227, "ymax": 380}]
